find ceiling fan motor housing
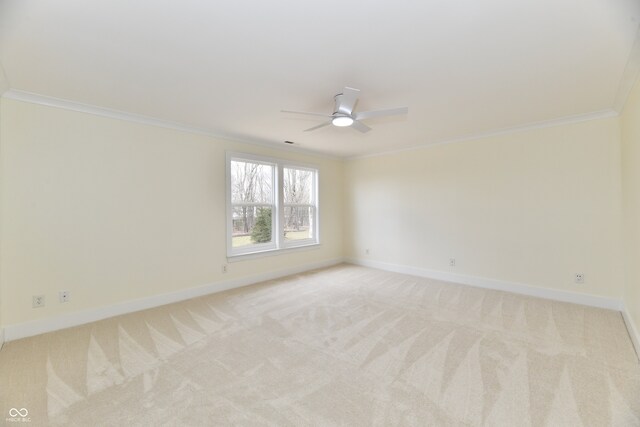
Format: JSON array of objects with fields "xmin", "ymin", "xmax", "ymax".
[{"xmin": 334, "ymin": 93, "xmax": 352, "ymax": 116}]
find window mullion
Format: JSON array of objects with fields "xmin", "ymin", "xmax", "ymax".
[
  {"xmin": 312, "ymin": 169, "xmax": 318, "ymax": 241},
  {"xmin": 232, "ymin": 202, "xmax": 273, "ymax": 207},
  {"xmin": 276, "ymin": 163, "xmax": 284, "ymax": 249},
  {"xmin": 283, "ymin": 203, "xmax": 315, "ymax": 208}
]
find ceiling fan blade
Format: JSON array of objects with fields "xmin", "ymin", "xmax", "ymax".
[
  {"xmin": 354, "ymin": 106, "xmax": 408, "ymax": 121},
  {"xmin": 304, "ymin": 121, "xmax": 332, "ymax": 132},
  {"xmin": 281, "ymin": 109, "xmax": 333, "ymax": 118},
  {"xmin": 351, "ymin": 120, "xmax": 371, "ymax": 133},
  {"xmin": 335, "ymin": 87, "xmax": 360, "ymax": 115}
]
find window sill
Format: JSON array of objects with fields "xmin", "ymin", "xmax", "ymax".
[{"xmin": 227, "ymin": 242, "xmax": 321, "ymax": 262}]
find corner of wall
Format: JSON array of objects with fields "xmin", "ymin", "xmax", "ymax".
[
  {"xmin": 0, "ymin": 63, "xmax": 5, "ymax": 349},
  {"xmin": 622, "ymin": 303, "xmax": 640, "ymax": 362},
  {"xmin": 620, "ymin": 72, "xmax": 640, "ymax": 362},
  {"xmin": 0, "ymin": 62, "xmax": 9, "ymax": 96},
  {"xmin": 613, "ymin": 26, "xmax": 640, "ymax": 113}
]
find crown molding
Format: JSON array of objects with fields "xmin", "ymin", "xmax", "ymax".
[
  {"xmin": 348, "ymin": 109, "xmax": 619, "ymax": 160},
  {"xmin": 0, "ymin": 88, "xmax": 622, "ymax": 162},
  {"xmin": 1, "ymin": 89, "xmax": 341, "ymax": 160}
]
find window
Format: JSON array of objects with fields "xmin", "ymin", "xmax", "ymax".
[
  {"xmin": 228, "ymin": 158, "xmax": 276, "ymax": 253},
  {"xmin": 227, "ymin": 152, "xmax": 319, "ymax": 257},
  {"xmin": 283, "ymin": 167, "xmax": 316, "ymax": 243}
]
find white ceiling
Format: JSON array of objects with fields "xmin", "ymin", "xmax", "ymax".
[{"xmin": 0, "ymin": 0, "xmax": 639, "ymax": 157}]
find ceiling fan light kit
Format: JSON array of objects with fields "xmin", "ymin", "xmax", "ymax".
[
  {"xmin": 332, "ymin": 116, "xmax": 354, "ymax": 127},
  {"xmin": 282, "ymin": 87, "xmax": 408, "ymax": 133}
]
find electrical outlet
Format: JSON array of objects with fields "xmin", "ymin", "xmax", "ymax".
[
  {"xmin": 59, "ymin": 290, "xmax": 70, "ymax": 303},
  {"xmin": 33, "ymin": 295, "xmax": 45, "ymax": 308},
  {"xmin": 222, "ymin": 264, "xmax": 228, "ymax": 274},
  {"xmin": 365, "ymin": 248, "xmax": 370, "ymax": 255},
  {"xmin": 574, "ymin": 273, "xmax": 584, "ymax": 284},
  {"xmin": 449, "ymin": 258, "xmax": 456, "ymax": 267}
]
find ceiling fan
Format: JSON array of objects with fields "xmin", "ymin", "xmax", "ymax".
[{"xmin": 282, "ymin": 87, "xmax": 408, "ymax": 133}]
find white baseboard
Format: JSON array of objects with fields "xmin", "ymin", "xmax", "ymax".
[
  {"xmin": 3, "ymin": 257, "xmax": 344, "ymax": 342},
  {"xmin": 3, "ymin": 257, "xmax": 628, "ymax": 345},
  {"xmin": 621, "ymin": 303, "xmax": 640, "ymax": 362},
  {"xmin": 346, "ymin": 258, "xmax": 622, "ymax": 311}
]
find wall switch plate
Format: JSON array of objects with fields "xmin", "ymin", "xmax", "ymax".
[{"xmin": 33, "ymin": 295, "xmax": 45, "ymax": 308}]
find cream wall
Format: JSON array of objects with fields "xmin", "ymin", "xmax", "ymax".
[
  {"xmin": 344, "ymin": 117, "xmax": 624, "ymax": 299},
  {"xmin": 0, "ymin": 93, "xmax": 634, "ymax": 335},
  {"xmin": 621, "ymin": 77, "xmax": 640, "ymax": 343},
  {"xmin": 0, "ymin": 98, "xmax": 343, "ymax": 327},
  {"xmin": 0, "ymin": 67, "xmax": 7, "ymax": 342}
]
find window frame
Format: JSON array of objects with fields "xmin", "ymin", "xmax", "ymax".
[
  {"xmin": 226, "ymin": 151, "xmax": 319, "ymax": 258},
  {"xmin": 281, "ymin": 164, "xmax": 319, "ymax": 249}
]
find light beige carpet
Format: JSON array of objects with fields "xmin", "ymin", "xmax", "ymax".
[{"xmin": 0, "ymin": 264, "xmax": 639, "ymax": 426}]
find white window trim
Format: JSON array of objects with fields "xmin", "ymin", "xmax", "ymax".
[{"xmin": 226, "ymin": 151, "xmax": 320, "ymax": 259}]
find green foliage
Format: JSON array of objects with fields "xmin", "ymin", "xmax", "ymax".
[{"xmin": 251, "ymin": 208, "xmax": 272, "ymax": 243}]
